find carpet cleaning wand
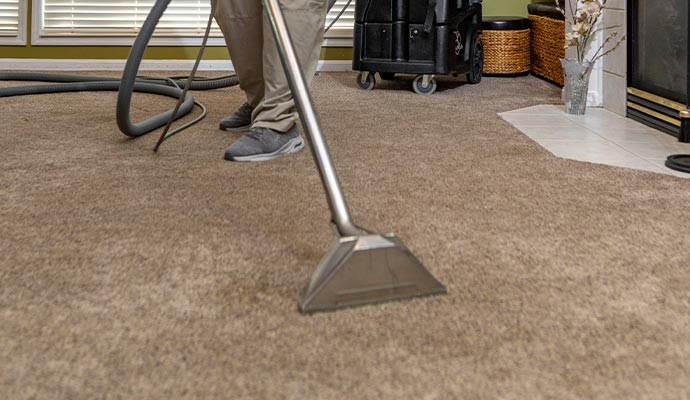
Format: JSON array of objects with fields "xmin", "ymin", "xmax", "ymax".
[{"xmin": 263, "ymin": 0, "xmax": 447, "ymax": 313}]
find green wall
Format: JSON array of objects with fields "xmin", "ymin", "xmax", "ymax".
[
  {"xmin": 1, "ymin": 0, "xmax": 535, "ymax": 60},
  {"xmin": 484, "ymin": 0, "xmax": 535, "ymax": 17}
]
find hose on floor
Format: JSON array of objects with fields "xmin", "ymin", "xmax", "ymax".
[
  {"xmin": 0, "ymin": 72, "xmax": 238, "ymax": 139},
  {"xmin": 0, "ymin": 0, "xmax": 342, "ymax": 147},
  {"xmin": 0, "ymin": 0, "xmax": 237, "ymax": 145}
]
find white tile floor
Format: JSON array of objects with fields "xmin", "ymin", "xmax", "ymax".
[{"xmin": 499, "ymin": 105, "xmax": 690, "ymax": 178}]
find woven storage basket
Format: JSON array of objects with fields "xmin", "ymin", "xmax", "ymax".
[
  {"xmin": 482, "ymin": 22, "xmax": 531, "ymax": 75},
  {"xmin": 529, "ymin": 14, "xmax": 566, "ymax": 86}
]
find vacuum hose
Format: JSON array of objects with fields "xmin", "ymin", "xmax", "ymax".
[
  {"xmin": 0, "ymin": 0, "xmax": 341, "ymax": 140},
  {"xmin": 117, "ymin": 0, "xmax": 225, "ymax": 138},
  {"xmin": 0, "ymin": 0, "xmax": 238, "ymax": 139}
]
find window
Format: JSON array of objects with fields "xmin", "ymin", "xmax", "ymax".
[
  {"xmin": 35, "ymin": 0, "xmax": 223, "ymax": 45},
  {"xmin": 33, "ymin": 0, "xmax": 356, "ymax": 46},
  {"xmin": 0, "ymin": 0, "xmax": 26, "ymax": 45},
  {"xmin": 324, "ymin": 0, "xmax": 356, "ymax": 46}
]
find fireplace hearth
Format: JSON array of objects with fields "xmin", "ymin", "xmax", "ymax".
[{"xmin": 627, "ymin": 0, "xmax": 690, "ymax": 142}]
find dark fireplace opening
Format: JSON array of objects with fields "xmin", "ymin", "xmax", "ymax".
[{"xmin": 627, "ymin": 0, "xmax": 690, "ymax": 142}]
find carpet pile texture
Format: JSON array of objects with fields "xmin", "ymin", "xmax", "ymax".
[{"xmin": 1, "ymin": 72, "xmax": 689, "ymax": 399}]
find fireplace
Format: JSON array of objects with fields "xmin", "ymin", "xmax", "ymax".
[{"xmin": 627, "ymin": 0, "xmax": 690, "ymax": 142}]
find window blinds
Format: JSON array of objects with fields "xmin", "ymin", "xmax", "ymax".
[
  {"xmin": 42, "ymin": 0, "xmax": 222, "ymax": 36},
  {"xmin": 0, "ymin": 0, "xmax": 19, "ymax": 37},
  {"xmin": 325, "ymin": 0, "xmax": 355, "ymax": 38},
  {"xmin": 40, "ymin": 0, "xmax": 356, "ymax": 38}
]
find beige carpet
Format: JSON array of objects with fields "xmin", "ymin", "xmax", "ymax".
[{"xmin": 1, "ymin": 72, "xmax": 689, "ymax": 399}]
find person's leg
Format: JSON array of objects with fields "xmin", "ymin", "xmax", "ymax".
[
  {"xmin": 214, "ymin": 0, "xmax": 264, "ymax": 130},
  {"xmin": 251, "ymin": 0, "xmax": 327, "ymax": 132},
  {"xmin": 223, "ymin": 0, "xmax": 327, "ymax": 161}
]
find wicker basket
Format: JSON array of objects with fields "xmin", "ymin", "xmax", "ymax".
[
  {"xmin": 482, "ymin": 28, "xmax": 531, "ymax": 75},
  {"xmin": 529, "ymin": 14, "xmax": 565, "ymax": 86}
]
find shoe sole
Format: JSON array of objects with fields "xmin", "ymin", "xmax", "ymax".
[
  {"xmin": 219, "ymin": 123, "xmax": 251, "ymax": 132},
  {"xmin": 226, "ymin": 136, "xmax": 305, "ymax": 162}
]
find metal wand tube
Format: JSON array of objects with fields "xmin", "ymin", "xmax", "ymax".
[{"xmin": 262, "ymin": 0, "xmax": 361, "ymax": 237}]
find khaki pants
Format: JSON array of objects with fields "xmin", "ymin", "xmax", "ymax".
[{"xmin": 214, "ymin": 0, "xmax": 327, "ymax": 132}]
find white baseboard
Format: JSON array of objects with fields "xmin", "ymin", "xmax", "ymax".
[
  {"xmin": 0, "ymin": 59, "xmax": 353, "ymax": 72},
  {"xmin": 316, "ymin": 59, "xmax": 353, "ymax": 71}
]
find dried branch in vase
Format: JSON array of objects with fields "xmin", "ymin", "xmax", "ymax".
[{"xmin": 555, "ymin": 0, "xmax": 627, "ymax": 64}]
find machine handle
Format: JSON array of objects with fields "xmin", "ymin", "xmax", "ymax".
[{"xmin": 262, "ymin": 0, "xmax": 361, "ymax": 238}]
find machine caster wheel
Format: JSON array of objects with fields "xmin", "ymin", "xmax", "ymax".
[
  {"xmin": 467, "ymin": 34, "xmax": 484, "ymax": 84},
  {"xmin": 413, "ymin": 75, "xmax": 437, "ymax": 95},
  {"xmin": 379, "ymin": 72, "xmax": 396, "ymax": 80},
  {"xmin": 356, "ymin": 72, "xmax": 375, "ymax": 90}
]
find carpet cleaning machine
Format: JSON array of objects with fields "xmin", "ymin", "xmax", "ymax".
[
  {"xmin": 0, "ymin": 0, "xmax": 448, "ymax": 312},
  {"xmin": 353, "ymin": 0, "xmax": 484, "ymax": 94}
]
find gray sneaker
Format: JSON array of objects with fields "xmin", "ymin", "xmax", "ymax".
[
  {"xmin": 224, "ymin": 125, "xmax": 305, "ymax": 162},
  {"xmin": 219, "ymin": 102, "xmax": 253, "ymax": 131}
]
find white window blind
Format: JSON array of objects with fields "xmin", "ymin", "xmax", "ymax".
[
  {"xmin": 42, "ymin": 0, "xmax": 223, "ymax": 37},
  {"xmin": 0, "ymin": 0, "xmax": 19, "ymax": 37},
  {"xmin": 325, "ymin": 0, "xmax": 355, "ymax": 39},
  {"xmin": 39, "ymin": 0, "xmax": 355, "ymax": 39}
]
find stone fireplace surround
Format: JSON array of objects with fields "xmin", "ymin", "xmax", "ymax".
[{"xmin": 600, "ymin": 0, "xmax": 627, "ymax": 115}]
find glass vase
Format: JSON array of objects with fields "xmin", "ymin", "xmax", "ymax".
[{"xmin": 561, "ymin": 59, "xmax": 594, "ymax": 115}]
